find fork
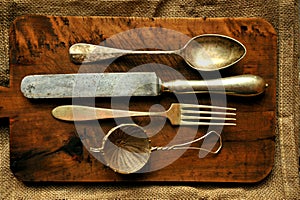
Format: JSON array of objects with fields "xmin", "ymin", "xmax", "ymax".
[{"xmin": 52, "ymin": 103, "xmax": 236, "ymax": 126}]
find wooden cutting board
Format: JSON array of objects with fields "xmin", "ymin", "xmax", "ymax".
[{"xmin": 0, "ymin": 15, "xmax": 277, "ymax": 182}]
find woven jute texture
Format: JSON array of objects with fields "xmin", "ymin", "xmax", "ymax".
[{"xmin": 0, "ymin": 0, "xmax": 299, "ymax": 199}]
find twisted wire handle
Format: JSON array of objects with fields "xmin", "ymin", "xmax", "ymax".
[{"xmin": 151, "ymin": 130, "xmax": 222, "ymax": 154}]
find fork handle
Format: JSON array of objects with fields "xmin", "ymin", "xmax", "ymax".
[
  {"xmin": 52, "ymin": 105, "xmax": 165, "ymax": 121},
  {"xmin": 162, "ymin": 74, "xmax": 267, "ymax": 96}
]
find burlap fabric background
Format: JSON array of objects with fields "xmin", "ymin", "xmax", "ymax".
[{"xmin": 0, "ymin": 0, "xmax": 299, "ymax": 199}]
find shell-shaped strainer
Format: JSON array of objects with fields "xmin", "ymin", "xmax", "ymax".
[{"xmin": 90, "ymin": 124, "xmax": 222, "ymax": 174}]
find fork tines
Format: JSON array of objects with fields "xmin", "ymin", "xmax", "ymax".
[{"xmin": 179, "ymin": 103, "xmax": 236, "ymax": 126}]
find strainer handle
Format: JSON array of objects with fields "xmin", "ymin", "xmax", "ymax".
[{"xmin": 151, "ymin": 131, "xmax": 222, "ymax": 154}]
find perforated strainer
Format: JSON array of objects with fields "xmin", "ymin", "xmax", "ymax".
[{"xmin": 90, "ymin": 124, "xmax": 222, "ymax": 174}]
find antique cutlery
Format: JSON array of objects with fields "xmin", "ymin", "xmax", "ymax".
[
  {"xmin": 69, "ymin": 34, "xmax": 246, "ymax": 71},
  {"xmin": 21, "ymin": 72, "xmax": 267, "ymax": 98},
  {"xmin": 52, "ymin": 103, "xmax": 236, "ymax": 126},
  {"xmin": 89, "ymin": 124, "xmax": 222, "ymax": 174}
]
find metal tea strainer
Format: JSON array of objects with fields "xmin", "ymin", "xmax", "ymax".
[{"xmin": 90, "ymin": 124, "xmax": 222, "ymax": 174}]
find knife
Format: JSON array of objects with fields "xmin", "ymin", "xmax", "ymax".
[{"xmin": 20, "ymin": 72, "xmax": 267, "ymax": 98}]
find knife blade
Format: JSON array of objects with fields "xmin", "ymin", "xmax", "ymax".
[{"xmin": 20, "ymin": 72, "xmax": 267, "ymax": 98}]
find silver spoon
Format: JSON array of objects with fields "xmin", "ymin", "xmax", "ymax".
[{"xmin": 69, "ymin": 34, "xmax": 246, "ymax": 71}]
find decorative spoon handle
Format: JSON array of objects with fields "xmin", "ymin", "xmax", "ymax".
[{"xmin": 69, "ymin": 43, "xmax": 174, "ymax": 64}]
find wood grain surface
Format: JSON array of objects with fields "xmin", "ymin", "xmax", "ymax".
[{"xmin": 0, "ymin": 15, "xmax": 277, "ymax": 182}]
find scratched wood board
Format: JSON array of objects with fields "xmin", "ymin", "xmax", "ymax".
[{"xmin": 0, "ymin": 16, "xmax": 276, "ymax": 182}]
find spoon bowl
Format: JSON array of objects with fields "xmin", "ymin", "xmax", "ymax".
[
  {"xmin": 180, "ymin": 34, "xmax": 246, "ymax": 71},
  {"xmin": 70, "ymin": 34, "xmax": 246, "ymax": 71}
]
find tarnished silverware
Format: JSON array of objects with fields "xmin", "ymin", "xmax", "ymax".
[
  {"xmin": 52, "ymin": 103, "xmax": 236, "ymax": 126},
  {"xmin": 90, "ymin": 124, "xmax": 222, "ymax": 174},
  {"xmin": 21, "ymin": 72, "xmax": 267, "ymax": 98},
  {"xmin": 69, "ymin": 34, "xmax": 246, "ymax": 71}
]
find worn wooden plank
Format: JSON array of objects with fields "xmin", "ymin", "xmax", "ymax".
[{"xmin": 0, "ymin": 16, "xmax": 276, "ymax": 182}]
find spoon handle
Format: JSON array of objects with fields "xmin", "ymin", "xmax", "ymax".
[
  {"xmin": 69, "ymin": 43, "xmax": 175, "ymax": 64},
  {"xmin": 162, "ymin": 75, "xmax": 268, "ymax": 97}
]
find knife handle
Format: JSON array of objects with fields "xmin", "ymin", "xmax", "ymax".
[{"xmin": 161, "ymin": 75, "xmax": 268, "ymax": 96}]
